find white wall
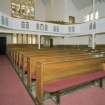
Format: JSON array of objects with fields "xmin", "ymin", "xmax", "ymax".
[
  {"xmin": 35, "ymin": 0, "xmax": 46, "ymax": 21},
  {"xmin": 39, "ymin": 36, "xmax": 89, "ymax": 46},
  {"xmin": 0, "ymin": 0, "xmax": 11, "ymax": 15},
  {"xmin": 77, "ymin": 1, "xmax": 105, "ymax": 45},
  {"xmin": 0, "ymin": 0, "xmax": 81, "ymax": 22},
  {"xmin": 66, "ymin": 0, "xmax": 81, "ymax": 22},
  {"xmin": 0, "ymin": 0, "xmax": 46, "ymax": 21},
  {"xmin": 97, "ymin": 2, "xmax": 105, "ymax": 18},
  {"xmin": 45, "ymin": 0, "xmax": 65, "ymax": 21},
  {"xmin": 51, "ymin": 1, "xmax": 105, "ymax": 46},
  {"xmin": 96, "ymin": 35, "xmax": 105, "ymax": 44},
  {"xmin": 53, "ymin": 37, "xmax": 64, "ymax": 45},
  {"xmin": 45, "ymin": 0, "xmax": 80, "ymax": 22},
  {"xmin": 79, "ymin": 1, "xmax": 105, "ymax": 22},
  {"xmin": 53, "ymin": 35, "xmax": 105, "ymax": 45},
  {"xmin": 53, "ymin": 36, "xmax": 89, "ymax": 45},
  {"xmin": 44, "ymin": 0, "xmax": 90, "ymax": 45}
]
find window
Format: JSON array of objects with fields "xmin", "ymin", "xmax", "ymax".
[
  {"xmin": 90, "ymin": 13, "xmax": 93, "ymax": 20},
  {"xmin": 85, "ymin": 14, "xmax": 89, "ymax": 22},
  {"xmin": 1, "ymin": 16, "xmax": 8, "ymax": 26},
  {"xmin": 84, "ymin": 11, "xmax": 99, "ymax": 22},
  {"xmin": 95, "ymin": 11, "xmax": 99, "ymax": 19}
]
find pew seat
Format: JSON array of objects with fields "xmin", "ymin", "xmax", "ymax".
[
  {"xmin": 44, "ymin": 70, "xmax": 105, "ymax": 93},
  {"xmin": 44, "ymin": 70, "xmax": 105, "ymax": 105},
  {"xmin": 31, "ymin": 74, "xmax": 36, "ymax": 80}
]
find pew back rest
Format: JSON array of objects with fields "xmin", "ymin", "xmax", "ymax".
[
  {"xmin": 39, "ymin": 59, "xmax": 104, "ymax": 83},
  {"xmin": 29, "ymin": 54, "xmax": 92, "ymax": 74}
]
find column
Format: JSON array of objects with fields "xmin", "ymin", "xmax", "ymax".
[
  {"xmin": 38, "ymin": 35, "xmax": 41, "ymax": 49},
  {"xmin": 27, "ymin": 34, "xmax": 28, "ymax": 44},
  {"xmin": 92, "ymin": 34, "xmax": 96, "ymax": 49},
  {"xmin": 22, "ymin": 34, "xmax": 23, "ymax": 44},
  {"xmin": 31, "ymin": 34, "xmax": 33, "ymax": 44},
  {"xmin": 17, "ymin": 34, "xmax": 19, "ymax": 44},
  {"xmin": 88, "ymin": 36, "xmax": 92, "ymax": 48},
  {"xmin": 92, "ymin": 0, "xmax": 96, "ymax": 49}
]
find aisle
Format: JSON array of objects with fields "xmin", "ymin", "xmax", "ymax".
[{"xmin": 0, "ymin": 55, "xmax": 35, "ymax": 105}]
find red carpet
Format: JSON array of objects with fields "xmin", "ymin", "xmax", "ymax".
[
  {"xmin": 0, "ymin": 55, "xmax": 105, "ymax": 105},
  {"xmin": 0, "ymin": 55, "xmax": 35, "ymax": 105},
  {"xmin": 45, "ymin": 87, "xmax": 105, "ymax": 105}
]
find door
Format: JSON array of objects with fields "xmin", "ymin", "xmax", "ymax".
[
  {"xmin": 49, "ymin": 39, "xmax": 53, "ymax": 48},
  {"xmin": 0, "ymin": 37, "xmax": 6, "ymax": 55}
]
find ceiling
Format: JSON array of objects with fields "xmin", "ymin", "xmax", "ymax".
[
  {"xmin": 72, "ymin": 0, "xmax": 105, "ymax": 10},
  {"xmin": 72, "ymin": 0, "xmax": 93, "ymax": 10}
]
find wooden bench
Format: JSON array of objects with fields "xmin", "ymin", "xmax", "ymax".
[
  {"xmin": 18, "ymin": 49, "xmax": 87, "ymax": 72},
  {"xmin": 26, "ymin": 53, "xmax": 92, "ymax": 90},
  {"xmin": 18, "ymin": 49, "xmax": 103, "ymax": 88},
  {"xmin": 35, "ymin": 58, "xmax": 105, "ymax": 105},
  {"xmin": 7, "ymin": 44, "xmax": 37, "ymax": 64},
  {"xmin": 9, "ymin": 45, "xmax": 91, "ymax": 69},
  {"xmin": 15, "ymin": 47, "xmax": 85, "ymax": 65}
]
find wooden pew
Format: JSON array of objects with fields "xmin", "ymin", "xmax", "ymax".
[
  {"xmin": 9, "ymin": 47, "xmax": 86, "ymax": 79},
  {"xmin": 10, "ymin": 45, "xmax": 91, "ymax": 68},
  {"xmin": 26, "ymin": 51, "xmax": 104, "ymax": 79},
  {"xmin": 18, "ymin": 49, "xmax": 86, "ymax": 71},
  {"xmin": 8, "ymin": 44, "xmax": 37, "ymax": 64},
  {"xmin": 35, "ymin": 58, "xmax": 105, "ymax": 105},
  {"xmin": 26, "ymin": 53, "xmax": 92, "ymax": 90}
]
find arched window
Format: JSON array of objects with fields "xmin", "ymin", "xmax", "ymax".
[{"xmin": 84, "ymin": 11, "xmax": 99, "ymax": 22}]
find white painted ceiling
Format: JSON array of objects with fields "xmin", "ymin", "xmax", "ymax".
[
  {"xmin": 72, "ymin": 0, "xmax": 105, "ymax": 10},
  {"xmin": 72, "ymin": 0, "xmax": 93, "ymax": 9},
  {"xmin": 41, "ymin": 0, "xmax": 105, "ymax": 10}
]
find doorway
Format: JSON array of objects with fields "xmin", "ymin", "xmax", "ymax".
[
  {"xmin": 49, "ymin": 39, "xmax": 53, "ymax": 48},
  {"xmin": 0, "ymin": 37, "xmax": 6, "ymax": 55}
]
